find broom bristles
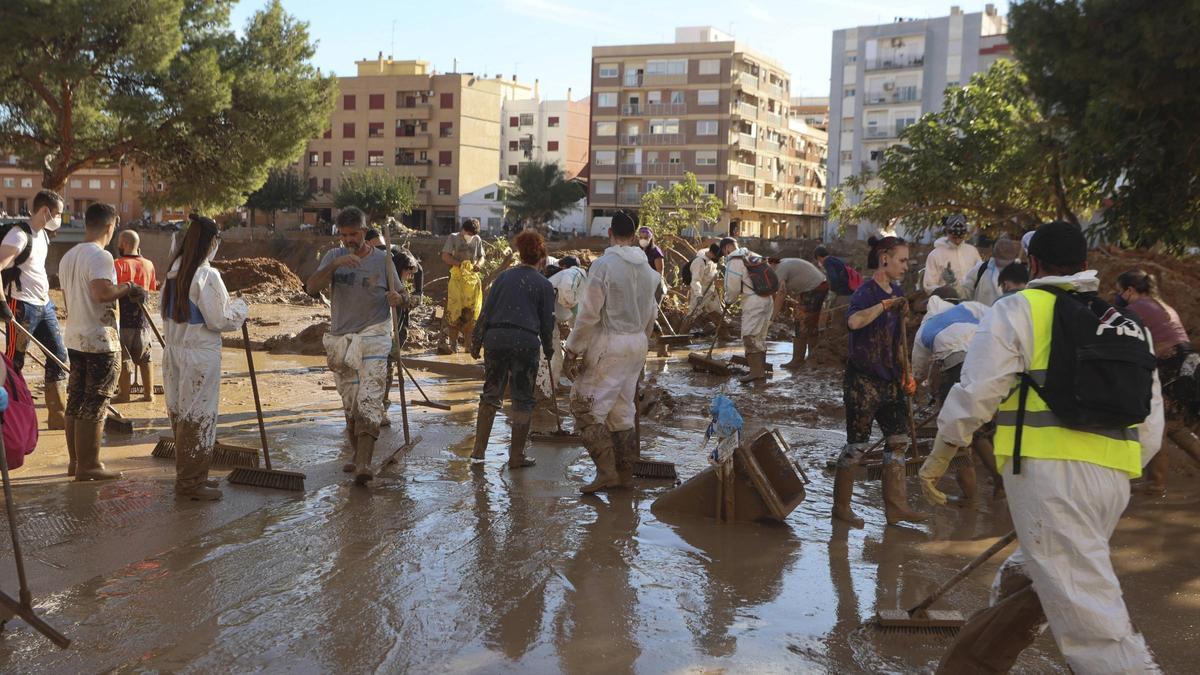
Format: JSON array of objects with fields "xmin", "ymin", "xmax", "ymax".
[{"xmin": 227, "ymin": 467, "xmax": 306, "ymax": 491}]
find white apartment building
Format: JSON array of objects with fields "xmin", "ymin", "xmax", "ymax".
[
  {"xmin": 827, "ymin": 4, "xmax": 1009, "ymax": 239},
  {"xmin": 500, "ymin": 95, "xmax": 590, "ymax": 183}
]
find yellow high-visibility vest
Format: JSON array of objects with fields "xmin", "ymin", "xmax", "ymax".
[{"xmin": 993, "ymin": 288, "xmax": 1143, "ymax": 477}]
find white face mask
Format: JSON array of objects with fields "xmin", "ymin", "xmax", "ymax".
[
  {"xmin": 206, "ymin": 240, "xmax": 220, "ymax": 263},
  {"xmin": 44, "ymin": 211, "xmax": 62, "ymax": 231},
  {"xmin": 638, "ymin": 238, "xmax": 651, "ymax": 248}
]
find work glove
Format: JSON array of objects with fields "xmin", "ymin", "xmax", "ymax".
[
  {"xmin": 904, "ymin": 374, "xmax": 917, "ymax": 397},
  {"xmin": 0, "ymin": 302, "xmax": 12, "ymax": 323},
  {"xmin": 918, "ymin": 433, "xmax": 960, "ymax": 506},
  {"xmin": 563, "ymin": 350, "xmax": 584, "ymax": 380}
]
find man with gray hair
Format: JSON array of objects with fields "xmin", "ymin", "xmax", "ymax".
[{"xmin": 113, "ymin": 229, "xmax": 158, "ymax": 403}]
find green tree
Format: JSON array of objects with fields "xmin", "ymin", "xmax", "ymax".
[
  {"xmin": 245, "ymin": 166, "xmax": 314, "ymax": 225},
  {"xmin": 638, "ymin": 171, "xmax": 724, "ymax": 242},
  {"xmin": 829, "ymin": 61, "xmax": 1098, "ymax": 238},
  {"xmin": 504, "ymin": 161, "xmax": 586, "ymax": 232},
  {"xmin": 0, "ymin": 0, "xmax": 336, "ymax": 212},
  {"xmin": 1010, "ymin": 0, "xmax": 1200, "ymax": 250},
  {"xmin": 333, "ymin": 170, "xmax": 417, "ymax": 225}
]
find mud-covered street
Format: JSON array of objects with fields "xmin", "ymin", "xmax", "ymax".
[{"xmin": 0, "ymin": 296, "xmax": 1196, "ymax": 673}]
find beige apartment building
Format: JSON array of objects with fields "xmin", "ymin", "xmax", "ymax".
[
  {"xmin": 0, "ymin": 155, "xmax": 186, "ymax": 223},
  {"xmin": 589, "ymin": 27, "xmax": 824, "ymax": 239},
  {"xmin": 303, "ymin": 56, "xmax": 533, "ymax": 233}
]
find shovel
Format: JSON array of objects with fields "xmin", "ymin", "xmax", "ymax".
[{"xmin": 688, "ymin": 302, "xmax": 733, "ymax": 376}]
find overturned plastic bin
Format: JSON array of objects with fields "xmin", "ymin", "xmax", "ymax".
[{"xmin": 652, "ymin": 429, "xmax": 806, "ymax": 523}]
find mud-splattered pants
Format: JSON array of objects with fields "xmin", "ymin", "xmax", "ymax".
[
  {"xmin": 65, "ymin": 349, "xmax": 119, "ymax": 421},
  {"xmin": 570, "ymin": 331, "xmax": 648, "ymax": 433},
  {"xmin": 839, "ymin": 366, "xmax": 909, "ymax": 467},
  {"xmin": 323, "ymin": 321, "xmax": 392, "ymax": 440}
]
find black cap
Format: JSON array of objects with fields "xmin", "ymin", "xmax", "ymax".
[
  {"xmin": 707, "ymin": 243, "xmax": 721, "ymax": 257},
  {"xmin": 365, "ymin": 227, "xmax": 381, "ymax": 242},
  {"xmin": 560, "ymin": 255, "xmax": 580, "ymax": 269},
  {"xmin": 719, "ymin": 237, "xmax": 737, "ymax": 250},
  {"xmin": 1028, "ymin": 220, "xmax": 1087, "ymax": 268}
]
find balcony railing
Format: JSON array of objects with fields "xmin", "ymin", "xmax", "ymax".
[
  {"xmin": 646, "ymin": 103, "xmax": 686, "ymax": 115},
  {"xmin": 617, "ymin": 190, "xmax": 644, "ymax": 205},
  {"xmin": 395, "ymin": 133, "xmax": 431, "ymax": 148},
  {"xmin": 762, "ymin": 81, "xmax": 786, "ymax": 98},
  {"xmin": 623, "ymin": 133, "xmax": 683, "ymax": 146},
  {"xmin": 394, "ymin": 103, "xmax": 431, "ymax": 120},
  {"xmin": 621, "ymin": 104, "xmax": 641, "ymax": 115},
  {"xmin": 735, "ymin": 101, "xmax": 758, "ymax": 118},
  {"xmin": 737, "ymin": 132, "xmax": 758, "ymax": 148},
  {"xmin": 644, "ymin": 72, "xmax": 688, "ymax": 86},
  {"xmin": 865, "ymin": 55, "xmax": 925, "ymax": 71},
  {"xmin": 863, "ymin": 126, "xmax": 899, "ymax": 140},
  {"xmin": 623, "ymin": 73, "xmax": 643, "ymax": 87},
  {"xmin": 864, "ymin": 86, "xmax": 921, "ymax": 105},
  {"xmin": 733, "ymin": 163, "xmax": 755, "ymax": 179},
  {"xmin": 761, "ymin": 111, "xmax": 782, "ymax": 128},
  {"xmin": 737, "ymin": 71, "xmax": 759, "ymax": 90},
  {"xmin": 620, "ymin": 162, "xmax": 684, "ymax": 176}
]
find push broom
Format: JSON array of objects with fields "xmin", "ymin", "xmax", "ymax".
[
  {"xmin": 143, "ymin": 303, "xmax": 259, "ymax": 468},
  {"xmin": 688, "ymin": 301, "xmax": 734, "ymax": 375},
  {"xmin": 530, "ymin": 354, "xmax": 579, "ymax": 442},
  {"xmin": 226, "ymin": 322, "xmax": 305, "ymax": 491},
  {"xmin": 374, "ymin": 228, "xmax": 423, "ymax": 474}
]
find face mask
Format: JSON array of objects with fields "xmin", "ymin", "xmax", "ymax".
[
  {"xmin": 1113, "ymin": 293, "xmax": 1128, "ymax": 308},
  {"xmin": 44, "ymin": 212, "xmax": 62, "ymax": 231},
  {"xmin": 638, "ymin": 238, "xmax": 650, "ymax": 248},
  {"xmin": 207, "ymin": 240, "xmax": 220, "ymax": 263}
]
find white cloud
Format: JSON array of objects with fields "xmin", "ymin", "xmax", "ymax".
[
  {"xmin": 746, "ymin": 2, "xmax": 772, "ymax": 23},
  {"xmin": 502, "ymin": 0, "xmax": 619, "ymax": 32}
]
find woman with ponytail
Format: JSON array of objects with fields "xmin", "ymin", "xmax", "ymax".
[{"xmin": 161, "ymin": 214, "xmax": 249, "ymax": 501}]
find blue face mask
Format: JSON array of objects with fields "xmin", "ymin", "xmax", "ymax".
[{"xmin": 1112, "ymin": 293, "xmax": 1129, "ymax": 308}]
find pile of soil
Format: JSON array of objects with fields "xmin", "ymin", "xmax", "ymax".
[
  {"xmin": 264, "ymin": 321, "xmax": 330, "ymax": 356},
  {"xmin": 213, "ymin": 258, "xmax": 306, "ymax": 296},
  {"xmin": 1090, "ymin": 246, "xmax": 1200, "ymax": 340}
]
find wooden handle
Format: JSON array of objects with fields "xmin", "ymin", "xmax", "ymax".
[
  {"xmin": 706, "ymin": 301, "xmax": 731, "ymax": 359},
  {"xmin": 138, "ymin": 300, "xmax": 166, "ymax": 348},
  {"xmin": 909, "ymin": 530, "xmax": 1017, "ymax": 616},
  {"xmin": 241, "ymin": 322, "xmax": 272, "ymax": 470},
  {"xmin": 377, "ymin": 230, "xmax": 411, "ymax": 444}
]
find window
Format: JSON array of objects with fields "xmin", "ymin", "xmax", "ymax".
[
  {"xmin": 946, "ymin": 80, "xmax": 960, "ymax": 88},
  {"xmin": 323, "ymin": 151, "xmax": 332, "ymax": 166},
  {"xmin": 487, "ymin": 217, "xmax": 501, "ymax": 230},
  {"xmin": 323, "ymin": 128, "xmax": 332, "ymax": 139},
  {"xmin": 840, "ymin": 150, "xmax": 852, "ymax": 162},
  {"xmin": 369, "ymin": 122, "xmax": 384, "ymax": 138},
  {"xmin": 70, "ymin": 179, "xmax": 82, "ymax": 188},
  {"xmin": 123, "ymin": 179, "xmax": 128, "ymax": 188},
  {"xmin": 395, "ymin": 121, "xmax": 415, "ymax": 137},
  {"xmin": 343, "ymin": 150, "xmax": 355, "ymax": 166},
  {"xmin": 309, "ymin": 177, "xmax": 318, "ymax": 192},
  {"xmin": 439, "ymin": 151, "xmax": 452, "ymax": 166},
  {"xmin": 439, "ymin": 122, "xmax": 453, "ymax": 138},
  {"xmin": 596, "ymin": 121, "xmax": 616, "ymax": 136},
  {"xmin": 669, "ymin": 151, "xmax": 681, "ymax": 164},
  {"xmin": 88, "ymin": 179, "xmax": 101, "ymax": 189},
  {"xmin": 670, "ymin": 91, "xmax": 684, "ymax": 104},
  {"xmin": 437, "ymin": 179, "xmax": 451, "ymax": 195},
  {"xmin": 20, "ymin": 178, "xmax": 31, "ymax": 188},
  {"xmin": 843, "ymin": 87, "xmax": 855, "ymax": 97},
  {"xmin": 547, "ymin": 141, "xmax": 559, "ymax": 151},
  {"xmin": 343, "ymin": 122, "xmax": 355, "ymax": 138},
  {"xmin": 695, "ymin": 150, "xmax": 717, "ymax": 166},
  {"xmin": 649, "ymin": 118, "xmax": 679, "ymax": 134},
  {"xmin": 322, "ymin": 178, "xmax": 331, "ymax": 193},
  {"xmin": 439, "ymin": 93, "xmax": 453, "ymax": 109},
  {"xmin": 419, "ymin": 151, "xmax": 428, "ymax": 161},
  {"xmin": 594, "ymin": 180, "xmax": 614, "ymax": 194},
  {"xmin": 1, "ymin": 178, "xmax": 11, "ymax": 188},
  {"xmin": 696, "ymin": 120, "xmax": 718, "ymax": 135},
  {"xmin": 368, "ymin": 150, "xmax": 384, "ymax": 167},
  {"xmin": 698, "ymin": 59, "xmax": 720, "ymax": 75},
  {"xmin": 369, "ymin": 93, "xmax": 384, "ymax": 110},
  {"xmin": 519, "ymin": 113, "xmax": 535, "ymax": 126},
  {"xmin": 703, "ymin": 181, "xmax": 717, "ymax": 195},
  {"xmin": 509, "ymin": 140, "xmax": 519, "ymax": 151},
  {"xmin": 697, "ymin": 89, "xmax": 719, "ymax": 106},
  {"xmin": 646, "ymin": 59, "xmax": 687, "ymax": 76},
  {"xmin": 109, "ymin": 180, "xmax": 116, "ymax": 190},
  {"xmin": 599, "ymin": 63, "xmax": 619, "ymax": 78},
  {"xmin": 344, "ymin": 95, "xmax": 356, "ymax": 110},
  {"xmin": 845, "ymin": 53, "xmax": 858, "ymax": 64},
  {"xmin": 647, "ymin": 91, "xmax": 662, "ymax": 105},
  {"xmin": 548, "ymin": 116, "xmax": 559, "ymax": 127},
  {"xmin": 309, "ymin": 152, "xmax": 319, "ymax": 166},
  {"xmin": 597, "ymin": 92, "xmax": 617, "ymax": 108},
  {"xmin": 509, "ymin": 116, "xmax": 519, "ymax": 127},
  {"xmin": 595, "ymin": 150, "xmax": 616, "ymax": 166},
  {"xmin": 508, "ymin": 164, "xmax": 518, "ymax": 175}
]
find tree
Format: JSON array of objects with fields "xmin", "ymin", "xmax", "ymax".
[
  {"xmin": 638, "ymin": 171, "xmax": 724, "ymax": 243},
  {"xmin": 0, "ymin": 0, "xmax": 336, "ymax": 212},
  {"xmin": 333, "ymin": 170, "xmax": 417, "ymax": 225},
  {"xmin": 245, "ymin": 166, "xmax": 313, "ymax": 225},
  {"xmin": 504, "ymin": 161, "xmax": 586, "ymax": 232},
  {"xmin": 829, "ymin": 61, "xmax": 1099, "ymax": 239},
  {"xmin": 1010, "ymin": 1, "xmax": 1200, "ymax": 250}
]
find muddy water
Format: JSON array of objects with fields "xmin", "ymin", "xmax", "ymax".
[{"xmin": 0, "ymin": 341, "xmax": 1197, "ymax": 672}]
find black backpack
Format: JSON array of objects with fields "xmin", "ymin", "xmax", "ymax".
[
  {"xmin": 0, "ymin": 222, "xmax": 33, "ymax": 293},
  {"xmin": 680, "ymin": 258, "xmax": 693, "ymax": 286},
  {"xmin": 1011, "ymin": 286, "xmax": 1157, "ymax": 473}
]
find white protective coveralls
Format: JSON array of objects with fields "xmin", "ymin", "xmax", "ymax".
[
  {"xmin": 688, "ymin": 253, "xmax": 721, "ymax": 316},
  {"xmin": 963, "ymin": 258, "xmax": 1005, "ymax": 306},
  {"xmin": 723, "ymin": 249, "xmax": 774, "ymax": 352},
  {"xmin": 162, "ymin": 262, "xmax": 249, "ymax": 490},
  {"xmin": 538, "ymin": 265, "xmax": 587, "ymax": 397},
  {"xmin": 922, "ymin": 236, "xmax": 982, "ymax": 294},
  {"xmin": 911, "ymin": 296, "xmax": 988, "ymax": 384},
  {"xmin": 936, "ymin": 270, "xmax": 1163, "ymax": 673},
  {"xmin": 565, "ymin": 245, "xmax": 659, "ymax": 432}
]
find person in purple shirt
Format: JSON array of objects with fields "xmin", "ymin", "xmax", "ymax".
[{"xmin": 833, "ymin": 235, "xmax": 926, "ymax": 528}]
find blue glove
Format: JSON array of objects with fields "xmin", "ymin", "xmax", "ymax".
[{"xmin": 0, "ymin": 387, "xmax": 9, "ymax": 413}]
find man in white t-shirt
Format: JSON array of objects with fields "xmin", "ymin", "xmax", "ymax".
[
  {"xmin": 58, "ymin": 203, "xmax": 146, "ymax": 481},
  {"xmin": 0, "ymin": 189, "xmax": 70, "ymax": 429}
]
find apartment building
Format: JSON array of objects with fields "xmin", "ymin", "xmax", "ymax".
[
  {"xmin": 0, "ymin": 155, "xmax": 185, "ymax": 223},
  {"xmin": 589, "ymin": 27, "xmax": 822, "ymax": 239},
  {"xmin": 790, "ymin": 97, "xmax": 830, "ymax": 132},
  {"xmin": 828, "ymin": 4, "xmax": 1008, "ymax": 238},
  {"xmin": 501, "ymin": 93, "xmax": 590, "ymax": 182},
  {"xmin": 302, "ymin": 56, "xmax": 533, "ymax": 233}
]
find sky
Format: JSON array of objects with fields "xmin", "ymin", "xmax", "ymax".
[{"xmin": 230, "ymin": 0, "xmax": 1009, "ymax": 99}]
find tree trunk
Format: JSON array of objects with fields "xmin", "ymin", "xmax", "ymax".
[{"xmin": 1051, "ymin": 154, "xmax": 1080, "ymax": 226}]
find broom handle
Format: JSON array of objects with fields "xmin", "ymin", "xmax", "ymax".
[
  {"xmin": 657, "ymin": 306, "xmax": 678, "ymax": 335},
  {"xmin": 546, "ymin": 355, "xmax": 566, "ymax": 433},
  {"xmin": 908, "ymin": 530, "xmax": 1017, "ymax": 616},
  {"xmin": 8, "ymin": 320, "xmax": 123, "ymax": 420},
  {"xmin": 897, "ymin": 304, "xmax": 920, "ymax": 460},
  {"xmin": 378, "ymin": 231, "xmax": 411, "ymax": 445},
  {"xmin": 705, "ymin": 301, "xmax": 732, "ymax": 359},
  {"xmin": 137, "ymin": 300, "xmax": 166, "ymax": 348},
  {"xmin": 241, "ymin": 322, "xmax": 272, "ymax": 471}
]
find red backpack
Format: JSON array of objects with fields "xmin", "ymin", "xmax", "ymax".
[
  {"xmin": 845, "ymin": 264, "xmax": 864, "ymax": 291},
  {"xmin": 1, "ymin": 353, "xmax": 38, "ymax": 470}
]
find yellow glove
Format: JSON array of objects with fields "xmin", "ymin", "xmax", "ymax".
[{"xmin": 918, "ymin": 434, "xmax": 960, "ymax": 506}]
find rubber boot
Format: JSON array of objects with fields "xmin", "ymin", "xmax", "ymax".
[
  {"xmin": 471, "ymin": 403, "xmax": 498, "ymax": 463},
  {"xmin": 438, "ymin": 325, "xmax": 458, "ymax": 355},
  {"xmin": 883, "ymin": 462, "xmax": 927, "ymax": 525},
  {"xmin": 831, "ymin": 464, "xmax": 864, "ymax": 528},
  {"xmin": 139, "ymin": 362, "xmax": 155, "ymax": 403},
  {"xmin": 74, "ymin": 419, "xmax": 122, "ymax": 482},
  {"xmin": 64, "ymin": 415, "xmax": 77, "ymax": 477},
  {"xmin": 507, "ymin": 410, "xmax": 535, "ymax": 469},
  {"xmin": 113, "ymin": 361, "xmax": 132, "ymax": 403},
  {"xmin": 580, "ymin": 424, "xmax": 620, "ymax": 494},
  {"xmin": 739, "ymin": 351, "xmax": 767, "ymax": 383},
  {"xmin": 936, "ymin": 571, "xmax": 1047, "ymax": 674},
  {"xmin": 1139, "ymin": 448, "xmax": 1168, "ymax": 496},
  {"xmin": 461, "ymin": 320, "xmax": 476, "ymax": 356},
  {"xmin": 612, "ymin": 428, "xmax": 636, "ymax": 488},
  {"xmin": 781, "ymin": 330, "xmax": 807, "ymax": 370},
  {"xmin": 44, "ymin": 380, "xmax": 66, "ymax": 430},
  {"xmin": 952, "ymin": 464, "xmax": 979, "ymax": 508},
  {"xmin": 342, "ymin": 415, "xmax": 357, "ymax": 472},
  {"xmin": 175, "ymin": 420, "xmax": 222, "ymax": 500},
  {"xmin": 354, "ymin": 433, "xmax": 376, "ymax": 485}
]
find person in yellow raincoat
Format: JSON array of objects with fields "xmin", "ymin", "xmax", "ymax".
[{"xmin": 439, "ymin": 218, "xmax": 485, "ymax": 354}]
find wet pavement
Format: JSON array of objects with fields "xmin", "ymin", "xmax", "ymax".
[{"xmin": 0, "ymin": 340, "xmax": 1197, "ymax": 673}]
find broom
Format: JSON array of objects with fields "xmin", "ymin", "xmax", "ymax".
[
  {"xmin": 874, "ymin": 530, "xmax": 1017, "ymax": 634},
  {"xmin": 530, "ymin": 354, "xmax": 579, "ymax": 443},
  {"xmin": 226, "ymin": 322, "xmax": 305, "ymax": 491},
  {"xmin": 688, "ymin": 302, "xmax": 733, "ymax": 375}
]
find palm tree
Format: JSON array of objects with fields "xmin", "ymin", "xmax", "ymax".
[{"xmin": 504, "ymin": 161, "xmax": 586, "ymax": 233}]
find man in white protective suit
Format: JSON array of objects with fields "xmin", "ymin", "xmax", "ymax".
[
  {"xmin": 563, "ymin": 211, "xmax": 660, "ymax": 494},
  {"xmin": 721, "ymin": 238, "xmax": 773, "ymax": 383}
]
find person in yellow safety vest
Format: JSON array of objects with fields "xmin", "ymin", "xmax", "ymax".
[{"xmin": 921, "ymin": 221, "xmax": 1163, "ymax": 673}]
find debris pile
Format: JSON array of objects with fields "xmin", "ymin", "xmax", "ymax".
[
  {"xmin": 213, "ymin": 258, "xmax": 318, "ymax": 304},
  {"xmin": 264, "ymin": 321, "xmax": 330, "ymax": 356}
]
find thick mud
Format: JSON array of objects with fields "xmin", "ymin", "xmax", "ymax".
[{"xmin": 0, "ymin": 325, "xmax": 1197, "ymax": 672}]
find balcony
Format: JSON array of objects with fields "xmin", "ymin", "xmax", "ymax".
[
  {"xmin": 865, "ymin": 55, "xmax": 925, "ymax": 71},
  {"xmin": 623, "ymin": 133, "xmax": 683, "ymax": 146},
  {"xmin": 394, "ymin": 133, "xmax": 431, "ymax": 149},
  {"xmin": 617, "ymin": 190, "xmax": 644, "ymax": 206},
  {"xmin": 414, "ymin": 189, "xmax": 431, "ymax": 203},
  {"xmin": 645, "ymin": 103, "xmax": 686, "ymax": 115},
  {"xmin": 394, "ymin": 103, "xmax": 431, "ymax": 120},
  {"xmin": 864, "ymin": 86, "xmax": 921, "ymax": 105},
  {"xmin": 761, "ymin": 111, "xmax": 783, "ymax": 128},
  {"xmin": 394, "ymin": 160, "xmax": 431, "ymax": 177},
  {"xmin": 644, "ymin": 72, "xmax": 688, "ymax": 86},
  {"xmin": 863, "ymin": 125, "xmax": 905, "ymax": 140},
  {"xmin": 733, "ymin": 163, "xmax": 756, "ymax": 179},
  {"xmin": 736, "ymin": 132, "xmax": 758, "ymax": 149},
  {"xmin": 735, "ymin": 194, "xmax": 755, "ymax": 209},
  {"xmin": 762, "ymin": 81, "xmax": 786, "ymax": 98},
  {"xmin": 623, "ymin": 72, "xmax": 643, "ymax": 87},
  {"xmin": 736, "ymin": 71, "xmax": 759, "ymax": 90},
  {"xmin": 621, "ymin": 104, "xmax": 642, "ymax": 116},
  {"xmin": 756, "ymin": 166, "xmax": 779, "ymax": 181},
  {"xmin": 734, "ymin": 101, "xmax": 758, "ymax": 118}
]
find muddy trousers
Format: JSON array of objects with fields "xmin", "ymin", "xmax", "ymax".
[
  {"xmin": 172, "ymin": 416, "xmax": 215, "ymax": 492},
  {"xmin": 324, "ymin": 327, "xmax": 392, "ymax": 441}
]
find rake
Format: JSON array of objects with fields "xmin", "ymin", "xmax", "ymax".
[
  {"xmin": 13, "ymin": 325, "xmax": 133, "ymax": 434},
  {"xmin": 226, "ymin": 323, "xmax": 306, "ymax": 491},
  {"xmin": 688, "ymin": 302, "xmax": 733, "ymax": 375},
  {"xmin": 874, "ymin": 530, "xmax": 1017, "ymax": 634}
]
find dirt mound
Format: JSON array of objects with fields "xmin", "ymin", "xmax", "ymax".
[
  {"xmin": 1091, "ymin": 247, "xmax": 1200, "ymax": 341},
  {"xmin": 214, "ymin": 258, "xmax": 306, "ymax": 296},
  {"xmin": 264, "ymin": 321, "xmax": 330, "ymax": 356}
]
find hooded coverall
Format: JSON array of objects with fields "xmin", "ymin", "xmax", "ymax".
[
  {"xmin": 723, "ymin": 249, "xmax": 774, "ymax": 353},
  {"xmin": 538, "ymin": 265, "xmax": 586, "ymax": 398},
  {"xmin": 162, "ymin": 262, "xmax": 249, "ymax": 493},
  {"xmin": 934, "ymin": 270, "xmax": 1163, "ymax": 674},
  {"xmin": 922, "ymin": 236, "xmax": 982, "ymax": 295}
]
